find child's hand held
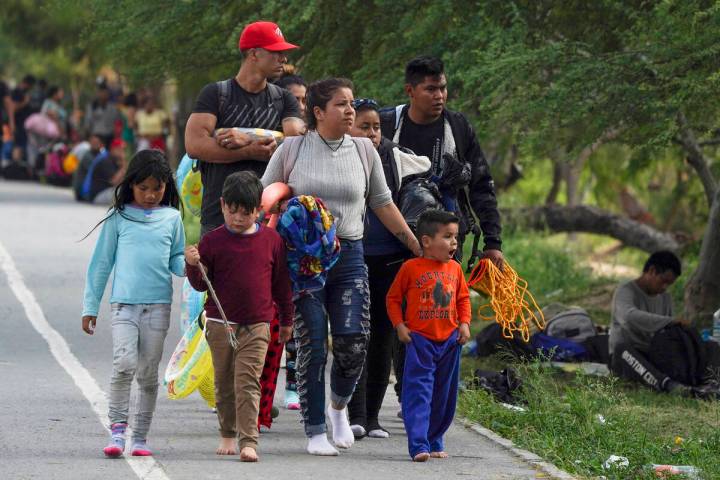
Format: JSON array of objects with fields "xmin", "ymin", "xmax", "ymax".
[
  {"xmin": 458, "ymin": 323, "xmax": 471, "ymax": 345},
  {"xmin": 82, "ymin": 315, "xmax": 97, "ymax": 335},
  {"xmin": 278, "ymin": 325, "xmax": 293, "ymax": 344},
  {"xmin": 396, "ymin": 322, "xmax": 412, "ymax": 344},
  {"xmin": 185, "ymin": 245, "xmax": 200, "ymax": 266}
]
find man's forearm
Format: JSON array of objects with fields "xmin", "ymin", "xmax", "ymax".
[{"xmin": 186, "ymin": 135, "xmax": 260, "ymax": 164}]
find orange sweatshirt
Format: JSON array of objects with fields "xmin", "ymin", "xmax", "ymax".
[{"xmin": 386, "ymin": 258, "xmax": 471, "ymax": 342}]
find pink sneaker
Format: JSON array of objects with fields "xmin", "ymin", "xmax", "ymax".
[
  {"xmin": 131, "ymin": 440, "xmax": 153, "ymax": 456},
  {"xmin": 103, "ymin": 423, "xmax": 127, "ymax": 458},
  {"xmin": 284, "ymin": 390, "xmax": 300, "ymax": 410}
]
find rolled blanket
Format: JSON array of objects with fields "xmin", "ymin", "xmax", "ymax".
[{"xmin": 277, "ymin": 196, "xmax": 341, "ymax": 297}]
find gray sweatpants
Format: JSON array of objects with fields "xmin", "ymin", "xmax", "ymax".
[{"xmin": 108, "ymin": 303, "xmax": 171, "ymax": 441}]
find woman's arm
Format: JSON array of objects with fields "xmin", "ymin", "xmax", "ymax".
[
  {"xmin": 372, "ymin": 202, "xmax": 421, "ymax": 257},
  {"xmin": 260, "ymin": 143, "xmax": 287, "ymax": 187}
]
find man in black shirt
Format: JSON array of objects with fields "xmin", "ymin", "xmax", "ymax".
[
  {"xmin": 380, "ymin": 56, "xmax": 503, "ymax": 267},
  {"xmin": 1, "ymin": 81, "xmax": 14, "ymax": 137},
  {"xmin": 185, "ymin": 21, "xmax": 303, "ymax": 235},
  {"xmin": 11, "ymin": 88, "xmax": 33, "ymax": 164}
]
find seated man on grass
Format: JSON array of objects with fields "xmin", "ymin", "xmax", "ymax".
[{"xmin": 609, "ymin": 250, "xmax": 719, "ymax": 396}]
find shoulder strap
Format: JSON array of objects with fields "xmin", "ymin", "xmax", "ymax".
[
  {"xmin": 267, "ymin": 83, "xmax": 285, "ymax": 114},
  {"xmin": 216, "ymin": 79, "xmax": 232, "ymax": 120},
  {"xmin": 379, "ymin": 104, "xmax": 406, "ymax": 139},
  {"xmin": 351, "ymin": 137, "xmax": 374, "ymax": 200},
  {"xmin": 444, "ymin": 109, "xmax": 468, "ymax": 162},
  {"xmin": 394, "ymin": 104, "xmax": 405, "ymax": 130},
  {"xmin": 280, "ymin": 135, "xmax": 305, "ymax": 183}
]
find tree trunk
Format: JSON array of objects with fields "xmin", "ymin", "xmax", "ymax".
[
  {"xmin": 565, "ymin": 162, "xmax": 582, "ymax": 207},
  {"xmin": 502, "ymin": 204, "xmax": 681, "ymax": 253},
  {"xmin": 567, "ymin": 127, "xmax": 621, "ymax": 207},
  {"xmin": 677, "ymin": 113, "xmax": 717, "ymax": 207},
  {"xmin": 545, "ymin": 159, "xmax": 563, "ymax": 205},
  {"xmin": 684, "ymin": 187, "xmax": 720, "ymax": 329}
]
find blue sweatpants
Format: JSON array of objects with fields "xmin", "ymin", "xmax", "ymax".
[{"xmin": 402, "ymin": 330, "xmax": 461, "ymax": 458}]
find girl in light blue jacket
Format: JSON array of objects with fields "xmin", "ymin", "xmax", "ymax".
[{"xmin": 81, "ymin": 149, "xmax": 185, "ymax": 458}]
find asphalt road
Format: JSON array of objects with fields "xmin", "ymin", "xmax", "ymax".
[{"xmin": 0, "ymin": 180, "xmax": 542, "ymax": 480}]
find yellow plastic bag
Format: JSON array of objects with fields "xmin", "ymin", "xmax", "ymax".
[{"xmin": 164, "ymin": 312, "xmax": 215, "ymax": 407}]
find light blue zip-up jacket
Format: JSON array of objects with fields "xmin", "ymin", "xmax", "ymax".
[{"xmin": 82, "ymin": 205, "xmax": 185, "ymax": 317}]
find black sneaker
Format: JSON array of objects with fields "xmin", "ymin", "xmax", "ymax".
[
  {"xmin": 691, "ymin": 383, "xmax": 720, "ymax": 400},
  {"xmin": 665, "ymin": 380, "xmax": 692, "ymax": 397}
]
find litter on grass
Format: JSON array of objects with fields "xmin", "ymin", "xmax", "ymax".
[{"xmin": 603, "ymin": 455, "xmax": 629, "ymax": 470}]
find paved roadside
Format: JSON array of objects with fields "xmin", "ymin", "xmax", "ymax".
[{"xmin": 0, "ymin": 180, "xmax": 545, "ymax": 480}]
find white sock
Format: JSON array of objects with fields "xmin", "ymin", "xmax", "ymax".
[
  {"xmin": 350, "ymin": 424, "xmax": 366, "ymax": 438},
  {"xmin": 306, "ymin": 433, "xmax": 339, "ymax": 456},
  {"xmin": 368, "ymin": 428, "xmax": 390, "ymax": 438},
  {"xmin": 327, "ymin": 405, "xmax": 354, "ymax": 449}
]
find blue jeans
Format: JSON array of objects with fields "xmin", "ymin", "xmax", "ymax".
[
  {"xmin": 293, "ymin": 239, "xmax": 370, "ymax": 437},
  {"xmin": 402, "ymin": 330, "xmax": 461, "ymax": 458},
  {"xmin": 108, "ymin": 303, "xmax": 171, "ymax": 441}
]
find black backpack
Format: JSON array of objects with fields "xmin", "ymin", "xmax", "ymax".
[
  {"xmin": 474, "ymin": 322, "xmax": 535, "ymax": 359},
  {"xmin": 648, "ymin": 325, "xmax": 708, "ymax": 386}
]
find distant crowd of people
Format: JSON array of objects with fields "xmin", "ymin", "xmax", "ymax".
[{"xmin": 0, "ymin": 75, "xmax": 171, "ymax": 204}]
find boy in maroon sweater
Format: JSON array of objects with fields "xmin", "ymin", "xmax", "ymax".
[{"xmin": 185, "ymin": 171, "xmax": 293, "ymax": 462}]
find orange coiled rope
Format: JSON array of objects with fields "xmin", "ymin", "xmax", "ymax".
[{"xmin": 467, "ymin": 258, "xmax": 545, "ymax": 342}]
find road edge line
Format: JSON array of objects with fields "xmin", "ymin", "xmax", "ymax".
[{"xmin": 0, "ymin": 241, "xmax": 171, "ymax": 480}]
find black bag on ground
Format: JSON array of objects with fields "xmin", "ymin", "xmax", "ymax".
[
  {"xmin": 472, "ymin": 368, "xmax": 523, "ymax": 404},
  {"xmin": 1, "ymin": 162, "xmax": 33, "ymax": 180},
  {"xmin": 581, "ymin": 334, "xmax": 610, "ymax": 364},
  {"xmin": 648, "ymin": 325, "xmax": 707, "ymax": 386},
  {"xmin": 475, "ymin": 322, "xmax": 535, "ymax": 359}
]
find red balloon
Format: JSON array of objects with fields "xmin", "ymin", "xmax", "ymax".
[{"xmin": 260, "ymin": 182, "xmax": 292, "ymax": 230}]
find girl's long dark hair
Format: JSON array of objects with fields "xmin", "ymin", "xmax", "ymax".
[{"xmin": 81, "ymin": 149, "xmax": 181, "ymax": 240}]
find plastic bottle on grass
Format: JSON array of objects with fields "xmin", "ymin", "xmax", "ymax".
[{"xmin": 650, "ymin": 464, "xmax": 700, "ymax": 479}]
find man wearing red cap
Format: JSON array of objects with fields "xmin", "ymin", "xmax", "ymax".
[{"xmin": 185, "ymin": 21, "xmax": 303, "ymax": 237}]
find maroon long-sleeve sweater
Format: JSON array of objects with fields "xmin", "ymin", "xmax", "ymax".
[{"xmin": 186, "ymin": 224, "xmax": 294, "ymax": 326}]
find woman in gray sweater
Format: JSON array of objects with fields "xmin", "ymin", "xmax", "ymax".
[{"xmin": 262, "ymin": 78, "xmax": 420, "ymax": 456}]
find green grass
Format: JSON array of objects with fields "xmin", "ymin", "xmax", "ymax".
[
  {"xmin": 465, "ymin": 230, "xmax": 607, "ymax": 302},
  {"xmin": 459, "ymin": 231, "xmax": 718, "ymax": 479},
  {"xmin": 458, "ymin": 360, "xmax": 720, "ymax": 479}
]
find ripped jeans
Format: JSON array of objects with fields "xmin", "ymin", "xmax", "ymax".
[
  {"xmin": 108, "ymin": 303, "xmax": 170, "ymax": 441},
  {"xmin": 293, "ymin": 239, "xmax": 370, "ymax": 437}
]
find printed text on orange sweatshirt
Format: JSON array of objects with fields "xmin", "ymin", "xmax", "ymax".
[{"xmin": 386, "ymin": 258, "xmax": 471, "ymax": 342}]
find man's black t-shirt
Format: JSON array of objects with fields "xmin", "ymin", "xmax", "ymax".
[
  {"xmin": 192, "ymin": 79, "xmax": 300, "ymax": 229},
  {"xmin": 398, "ymin": 114, "xmax": 444, "ymax": 175},
  {"xmin": 0, "ymin": 81, "xmax": 8, "ymax": 124},
  {"xmin": 12, "ymin": 87, "xmax": 33, "ymax": 147}
]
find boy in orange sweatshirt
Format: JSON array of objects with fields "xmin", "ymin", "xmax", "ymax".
[{"xmin": 386, "ymin": 209, "xmax": 471, "ymax": 462}]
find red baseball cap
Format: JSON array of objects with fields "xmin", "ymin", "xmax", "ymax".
[{"xmin": 239, "ymin": 21, "xmax": 299, "ymax": 52}]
